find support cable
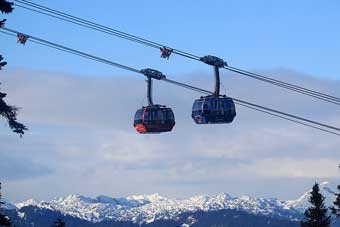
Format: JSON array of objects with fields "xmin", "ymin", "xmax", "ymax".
[
  {"xmin": 13, "ymin": 0, "xmax": 200, "ymax": 60},
  {"xmin": 12, "ymin": 0, "xmax": 340, "ymax": 105},
  {"xmin": 1, "ymin": 27, "xmax": 340, "ymax": 136}
]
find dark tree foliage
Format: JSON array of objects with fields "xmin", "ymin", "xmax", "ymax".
[
  {"xmin": 1, "ymin": 2, "xmax": 27, "ymax": 136},
  {"xmin": 0, "ymin": 55, "xmax": 28, "ymax": 136},
  {"xmin": 331, "ymin": 164, "xmax": 340, "ymax": 218},
  {"xmin": 0, "ymin": 56, "xmax": 7, "ymax": 70},
  {"xmin": 53, "ymin": 218, "xmax": 66, "ymax": 227},
  {"xmin": 0, "ymin": 83, "xmax": 28, "ymax": 136},
  {"xmin": 0, "ymin": 182, "xmax": 11, "ymax": 226},
  {"xmin": 0, "ymin": 0, "xmax": 13, "ymax": 14},
  {"xmin": 301, "ymin": 183, "xmax": 331, "ymax": 227}
]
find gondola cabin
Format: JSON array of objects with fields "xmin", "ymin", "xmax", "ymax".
[
  {"xmin": 134, "ymin": 105, "xmax": 175, "ymax": 133},
  {"xmin": 192, "ymin": 95, "xmax": 236, "ymax": 124}
]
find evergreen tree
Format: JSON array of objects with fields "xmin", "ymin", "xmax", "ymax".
[
  {"xmin": 0, "ymin": 0, "xmax": 28, "ymax": 136},
  {"xmin": 331, "ymin": 164, "xmax": 340, "ymax": 218},
  {"xmin": 52, "ymin": 218, "xmax": 65, "ymax": 227},
  {"xmin": 0, "ymin": 83, "xmax": 28, "ymax": 136},
  {"xmin": 0, "ymin": 0, "xmax": 13, "ymax": 14},
  {"xmin": 301, "ymin": 183, "xmax": 331, "ymax": 227},
  {"xmin": 0, "ymin": 182, "xmax": 11, "ymax": 226}
]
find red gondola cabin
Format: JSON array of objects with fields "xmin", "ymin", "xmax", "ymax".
[{"xmin": 134, "ymin": 105, "xmax": 175, "ymax": 134}]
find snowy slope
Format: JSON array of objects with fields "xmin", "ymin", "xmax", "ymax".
[
  {"xmin": 2, "ymin": 201, "xmax": 17, "ymax": 210},
  {"xmin": 14, "ymin": 193, "xmax": 298, "ymax": 223},
  {"xmin": 287, "ymin": 182, "xmax": 337, "ymax": 212},
  {"xmin": 12, "ymin": 182, "xmax": 338, "ymax": 224}
]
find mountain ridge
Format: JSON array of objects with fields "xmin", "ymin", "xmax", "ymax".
[{"xmin": 5, "ymin": 181, "xmax": 338, "ymax": 225}]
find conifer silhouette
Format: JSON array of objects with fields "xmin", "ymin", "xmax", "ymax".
[
  {"xmin": 0, "ymin": 0, "xmax": 13, "ymax": 14},
  {"xmin": 331, "ymin": 164, "xmax": 340, "ymax": 218},
  {"xmin": 0, "ymin": 56, "xmax": 7, "ymax": 70},
  {"xmin": 301, "ymin": 183, "xmax": 331, "ymax": 227},
  {"xmin": 0, "ymin": 1, "xmax": 28, "ymax": 136},
  {"xmin": 0, "ymin": 81, "xmax": 28, "ymax": 136},
  {"xmin": 0, "ymin": 182, "xmax": 11, "ymax": 226}
]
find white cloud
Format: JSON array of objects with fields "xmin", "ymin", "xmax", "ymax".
[
  {"xmin": 238, "ymin": 158, "xmax": 340, "ymax": 178},
  {"xmin": 1, "ymin": 68, "xmax": 340, "ymax": 202}
]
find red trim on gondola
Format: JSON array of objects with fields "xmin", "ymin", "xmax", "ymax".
[
  {"xmin": 134, "ymin": 106, "xmax": 175, "ymax": 134},
  {"xmin": 135, "ymin": 124, "xmax": 147, "ymax": 133}
]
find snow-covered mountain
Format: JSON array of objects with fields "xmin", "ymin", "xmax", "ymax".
[
  {"xmin": 287, "ymin": 181, "xmax": 337, "ymax": 212},
  {"xmin": 9, "ymin": 182, "xmax": 337, "ymax": 225},
  {"xmin": 14, "ymin": 192, "xmax": 298, "ymax": 224}
]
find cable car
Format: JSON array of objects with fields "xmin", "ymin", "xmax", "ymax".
[
  {"xmin": 134, "ymin": 105, "xmax": 175, "ymax": 133},
  {"xmin": 192, "ymin": 55, "xmax": 237, "ymax": 124},
  {"xmin": 192, "ymin": 95, "xmax": 236, "ymax": 124},
  {"xmin": 134, "ymin": 71, "xmax": 175, "ymax": 134}
]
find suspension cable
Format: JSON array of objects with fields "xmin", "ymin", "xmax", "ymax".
[
  {"xmin": 1, "ymin": 27, "xmax": 340, "ymax": 136},
  {"xmin": 12, "ymin": 0, "xmax": 340, "ymax": 106},
  {"xmin": 164, "ymin": 78, "xmax": 340, "ymax": 136},
  {"xmin": 13, "ymin": 0, "xmax": 201, "ymax": 60},
  {"xmin": 164, "ymin": 77, "xmax": 340, "ymax": 133},
  {"xmin": 234, "ymin": 102, "xmax": 340, "ymax": 137},
  {"xmin": 1, "ymin": 27, "xmax": 141, "ymax": 74},
  {"xmin": 224, "ymin": 66, "xmax": 340, "ymax": 104}
]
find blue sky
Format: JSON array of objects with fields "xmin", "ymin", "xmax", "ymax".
[
  {"xmin": 1, "ymin": 0, "xmax": 340, "ymax": 203},
  {"xmin": 2, "ymin": 0, "xmax": 340, "ymax": 78}
]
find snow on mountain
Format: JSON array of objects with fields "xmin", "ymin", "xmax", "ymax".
[
  {"xmin": 127, "ymin": 193, "xmax": 167, "ymax": 203},
  {"xmin": 16, "ymin": 199, "xmax": 38, "ymax": 209},
  {"xmin": 287, "ymin": 181, "xmax": 337, "ymax": 212},
  {"xmin": 2, "ymin": 201, "xmax": 17, "ymax": 210},
  {"xmin": 12, "ymin": 182, "xmax": 338, "ymax": 224},
  {"xmin": 14, "ymin": 192, "xmax": 298, "ymax": 223}
]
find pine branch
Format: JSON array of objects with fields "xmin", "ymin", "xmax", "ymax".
[
  {"xmin": 0, "ymin": 55, "xmax": 28, "ymax": 136},
  {"xmin": 0, "ymin": 93, "xmax": 28, "ymax": 136},
  {"xmin": 0, "ymin": 55, "xmax": 7, "ymax": 70},
  {"xmin": 0, "ymin": 0, "xmax": 14, "ymax": 14}
]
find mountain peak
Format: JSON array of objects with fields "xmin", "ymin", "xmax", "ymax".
[
  {"xmin": 287, "ymin": 181, "xmax": 337, "ymax": 212},
  {"xmin": 16, "ymin": 199, "xmax": 39, "ymax": 209},
  {"xmin": 58, "ymin": 194, "xmax": 94, "ymax": 204},
  {"xmin": 127, "ymin": 193, "xmax": 167, "ymax": 203},
  {"xmin": 10, "ymin": 182, "xmax": 339, "ymax": 224},
  {"xmin": 216, "ymin": 192, "xmax": 233, "ymax": 200}
]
